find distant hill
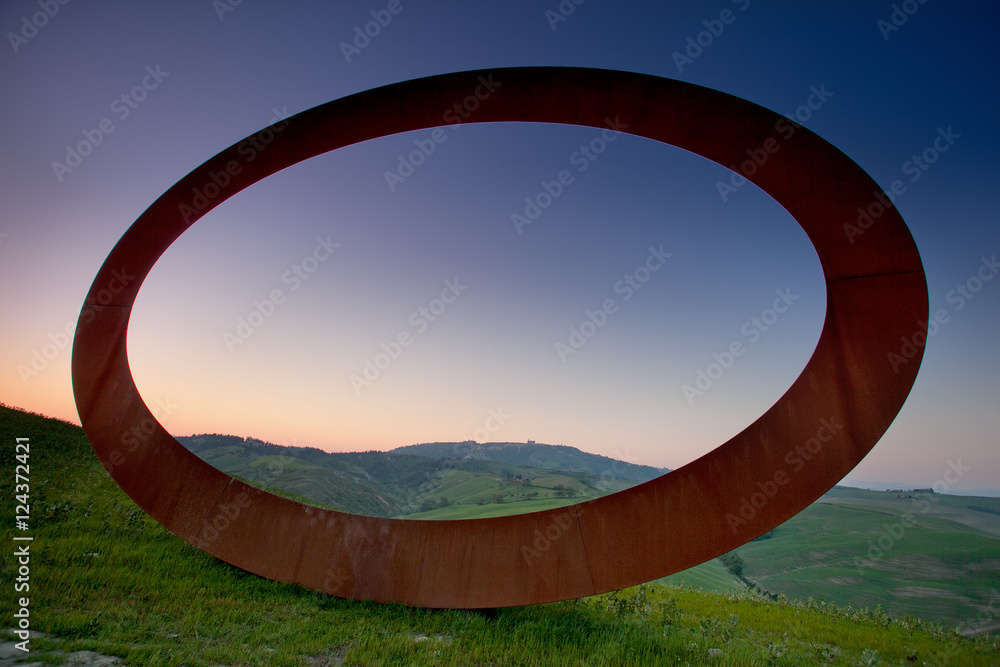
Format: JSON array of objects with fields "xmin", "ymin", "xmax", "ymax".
[
  {"xmin": 180, "ymin": 434, "xmax": 440, "ymax": 516},
  {"xmin": 176, "ymin": 434, "xmax": 658, "ymax": 518},
  {"xmin": 390, "ymin": 441, "xmax": 668, "ymax": 482},
  {"xmin": 844, "ymin": 479, "xmax": 1000, "ymax": 498}
]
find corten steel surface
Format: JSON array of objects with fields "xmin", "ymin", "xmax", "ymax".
[{"xmin": 72, "ymin": 67, "xmax": 927, "ymax": 609}]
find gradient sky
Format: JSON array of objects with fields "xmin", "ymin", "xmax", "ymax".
[{"xmin": 1, "ymin": 1, "xmax": 997, "ymax": 493}]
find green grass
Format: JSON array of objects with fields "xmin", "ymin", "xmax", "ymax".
[
  {"xmin": 398, "ymin": 466, "xmax": 618, "ymax": 516},
  {"xmin": 658, "ymin": 558, "xmax": 747, "ymax": 595},
  {"xmin": 531, "ymin": 475, "xmax": 585, "ymax": 489},
  {"xmin": 419, "ymin": 469, "xmax": 494, "ymax": 502},
  {"xmin": 402, "ymin": 496, "xmax": 582, "ymax": 520},
  {"xmin": 245, "ymin": 455, "xmax": 313, "ymax": 472},
  {"xmin": 736, "ymin": 500, "xmax": 1000, "ymax": 627},
  {"xmin": 2, "ymin": 404, "xmax": 1000, "ymax": 666}
]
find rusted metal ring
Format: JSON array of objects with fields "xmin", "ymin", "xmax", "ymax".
[{"xmin": 72, "ymin": 67, "xmax": 927, "ymax": 609}]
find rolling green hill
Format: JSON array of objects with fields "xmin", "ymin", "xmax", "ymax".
[
  {"xmin": 658, "ymin": 557, "xmax": 748, "ymax": 594},
  {"xmin": 391, "ymin": 440, "xmax": 668, "ymax": 482},
  {"xmin": 2, "ymin": 403, "xmax": 999, "ymax": 665},
  {"xmin": 177, "ymin": 434, "xmax": 644, "ymax": 518},
  {"xmin": 733, "ymin": 488, "xmax": 1000, "ymax": 631}
]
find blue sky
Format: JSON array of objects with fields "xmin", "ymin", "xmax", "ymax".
[{"xmin": 1, "ymin": 0, "xmax": 998, "ymax": 493}]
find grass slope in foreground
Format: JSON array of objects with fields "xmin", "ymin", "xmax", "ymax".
[{"xmin": 2, "ymin": 405, "xmax": 1000, "ymax": 666}]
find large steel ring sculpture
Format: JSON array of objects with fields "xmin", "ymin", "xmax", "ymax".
[{"xmin": 72, "ymin": 67, "xmax": 927, "ymax": 609}]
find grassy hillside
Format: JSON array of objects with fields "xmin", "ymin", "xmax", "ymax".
[
  {"xmin": 390, "ymin": 440, "xmax": 667, "ymax": 482},
  {"xmin": 658, "ymin": 557, "xmax": 748, "ymax": 595},
  {"xmin": 402, "ymin": 496, "xmax": 583, "ymax": 520},
  {"xmin": 3, "ymin": 404, "xmax": 1000, "ymax": 666},
  {"xmin": 180, "ymin": 434, "xmax": 443, "ymax": 516},
  {"xmin": 178, "ymin": 434, "xmax": 639, "ymax": 519},
  {"xmin": 733, "ymin": 490, "xmax": 1000, "ymax": 629}
]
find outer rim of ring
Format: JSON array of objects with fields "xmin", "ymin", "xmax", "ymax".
[{"xmin": 71, "ymin": 67, "xmax": 927, "ymax": 609}]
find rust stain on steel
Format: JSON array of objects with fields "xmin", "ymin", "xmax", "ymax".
[{"xmin": 71, "ymin": 67, "xmax": 927, "ymax": 609}]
